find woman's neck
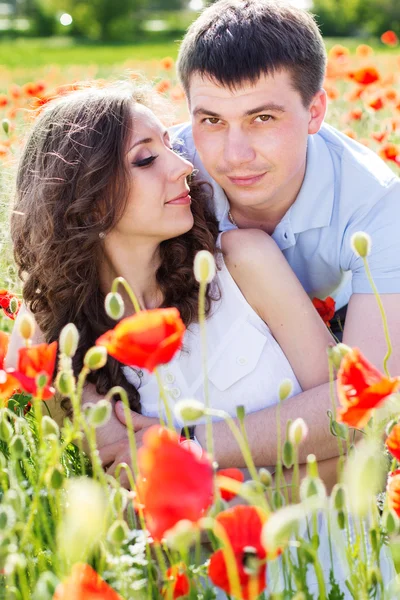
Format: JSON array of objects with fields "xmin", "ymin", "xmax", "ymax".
[{"xmin": 100, "ymin": 235, "xmax": 163, "ymax": 312}]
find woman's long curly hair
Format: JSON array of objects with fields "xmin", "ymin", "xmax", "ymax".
[{"xmin": 11, "ymin": 80, "xmax": 219, "ymax": 412}]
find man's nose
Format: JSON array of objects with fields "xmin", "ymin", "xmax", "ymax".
[{"xmin": 223, "ymin": 128, "xmax": 256, "ymax": 166}]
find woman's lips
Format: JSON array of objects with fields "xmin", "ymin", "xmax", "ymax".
[
  {"xmin": 166, "ymin": 193, "xmax": 192, "ymax": 205},
  {"xmin": 227, "ymin": 172, "xmax": 267, "ymax": 186}
]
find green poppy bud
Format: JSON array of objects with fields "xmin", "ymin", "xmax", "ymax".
[
  {"xmin": 272, "ymin": 490, "xmax": 285, "ymax": 510},
  {"xmin": 194, "ymin": 250, "xmax": 216, "ymax": 283},
  {"xmin": 105, "ymin": 292, "xmax": 125, "ymax": 320},
  {"xmin": 174, "ymin": 399, "xmax": 205, "ymax": 422},
  {"xmin": 8, "ymin": 297, "xmax": 19, "ymax": 315},
  {"xmin": 351, "ymin": 231, "xmax": 371, "ymax": 258},
  {"xmin": 9, "ymin": 435, "xmax": 26, "ymax": 459},
  {"xmin": 2, "ymin": 119, "xmax": 10, "ymax": 135},
  {"xmin": 50, "ymin": 466, "xmax": 64, "ymax": 490},
  {"xmin": 59, "ymin": 323, "xmax": 79, "ymax": 358},
  {"xmin": 383, "ymin": 509, "xmax": 399, "ymax": 535},
  {"xmin": 87, "ymin": 399, "xmax": 111, "ymax": 428},
  {"xmin": 288, "ymin": 418, "xmax": 308, "ymax": 446},
  {"xmin": 282, "ymin": 440, "xmax": 294, "ymax": 469},
  {"xmin": 84, "ymin": 346, "xmax": 107, "ymax": 370},
  {"xmin": 42, "ymin": 416, "xmax": 60, "ymax": 439},
  {"xmin": 55, "ymin": 371, "xmax": 75, "ymax": 396},
  {"xmin": 259, "ymin": 467, "xmax": 273, "ymax": 488},
  {"xmin": 107, "ymin": 520, "xmax": 129, "ymax": 546},
  {"xmin": 278, "ymin": 378, "xmax": 293, "ymax": 402},
  {"xmin": 0, "ymin": 418, "xmax": 12, "ymax": 443},
  {"xmin": 18, "ymin": 313, "xmax": 35, "ymax": 341},
  {"xmin": 331, "ymin": 484, "xmax": 346, "ymax": 511}
]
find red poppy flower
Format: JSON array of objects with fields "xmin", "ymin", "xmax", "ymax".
[
  {"xmin": 381, "ymin": 31, "xmax": 398, "ymax": 47},
  {"xmin": 0, "ymin": 95, "xmax": 8, "ymax": 108},
  {"xmin": 135, "ymin": 426, "xmax": 214, "ymax": 541},
  {"xmin": 53, "ymin": 563, "xmax": 122, "ymax": 600},
  {"xmin": 217, "ymin": 468, "xmax": 245, "ymax": 502},
  {"xmin": 387, "ymin": 469, "xmax": 400, "ymax": 517},
  {"xmin": 355, "ymin": 44, "xmax": 374, "ymax": 58},
  {"xmin": 96, "ymin": 308, "xmax": 185, "ymax": 373},
  {"xmin": 162, "ymin": 563, "xmax": 190, "ymax": 598},
  {"xmin": 208, "ymin": 505, "xmax": 270, "ymax": 600},
  {"xmin": 160, "ymin": 57, "xmax": 174, "ymax": 70},
  {"xmin": 0, "ymin": 331, "xmax": 9, "ymax": 370},
  {"xmin": 0, "ymin": 370, "xmax": 19, "ymax": 408},
  {"xmin": 379, "ymin": 143, "xmax": 400, "ymax": 166},
  {"xmin": 348, "ymin": 67, "xmax": 380, "ymax": 86},
  {"xmin": 328, "ymin": 45, "xmax": 350, "ymax": 61},
  {"xmin": 336, "ymin": 348, "xmax": 400, "ymax": 428},
  {"xmin": 9, "ymin": 342, "xmax": 57, "ymax": 399},
  {"xmin": 371, "ymin": 131, "xmax": 388, "ymax": 144},
  {"xmin": 386, "ymin": 423, "xmax": 400, "ymax": 461},
  {"xmin": 155, "ymin": 79, "xmax": 171, "ymax": 94},
  {"xmin": 312, "ymin": 296, "xmax": 336, "ymax": 327},
  {"xmin": 367, "ymin": 95, "xmax": 385, "ymax": 111},
  {"xmin": 348, "ymin": 108, "xmax": 363, "ymax": 121},
  {"xmin": 0, "ymin": 289, "xmax": 20, "ymax": 320}
]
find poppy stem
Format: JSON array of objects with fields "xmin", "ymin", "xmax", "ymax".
[
  {"xmin": 362, "ymin": 257, "xmax": 392, "ymax": 377},
  {"xmin": 107, "ymin": 386, "xmax": 139, "ymax": 478},
  {"xmin": 198, "ymin": 280, "xmax": 214, "ymax": 459},
  {"xmin": 154, "ymin": 368, "xmax": 174, "ymax": 430},
  {"xmin": 111, "ymin": 276, "xmax": 142, "ymax": 314}
]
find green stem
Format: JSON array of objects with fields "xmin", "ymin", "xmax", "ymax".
[
  {"xmin": 198, "ymin": 280, "xmax": 214, "ymax": 459},
  {"xmin": 363, "ymin": 257, "xmax": 392, "ymax": 376},
  {"xmin": 154, "ymin": 368, "xmax": 174, "ymax": 430},
  {"xmin": 107, "ymin": 386, "xmax": 139, "ymax": 478},
  {"xmin": 328, "ymin": 354, "xmax": 344, "ymax": 457},
  {"xmin": 111, "ymin": 276, "xmax": 142, "ymax": 314}
]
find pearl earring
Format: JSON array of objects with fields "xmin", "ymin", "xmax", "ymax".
[{"xmin": 99, "ymin": 231, "xmax": 106, "ymax": 239}]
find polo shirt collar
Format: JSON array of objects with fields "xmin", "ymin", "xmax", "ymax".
[{"xmin": 288, "ymin": 130, "xmax": 335, "ymax": 235}]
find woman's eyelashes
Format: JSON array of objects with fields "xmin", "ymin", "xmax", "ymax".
[{"xmin": 133, "ymin": 155, "xmax": 158, "ymax": 168}]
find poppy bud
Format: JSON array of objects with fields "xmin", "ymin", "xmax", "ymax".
[
  {"xmin": 262, "ymin": 503, "xmax": 304, "ymax": 555},
  {"xmin": 336, "ymin": 343, "xmax": 352, "ymax": 358},
  {"xmin": 9, "ymin": 435, "xmax": 26, "ymax": 459},
  {"xmin": 87, "ymin": 399, "xmax": 111, "ymax": 428},
  {"xmin": 300, "ymin": 477, "xmax": 326, "ymax": 502},
  {"xmin": 2, "ymin": 119, "xmax": 10, "ymax": 135},
  {"xmin": 0, "ymin": 505, "xmax": 16, "ymax": 530},
  {"xmin": 331, "ymin": 484, "xmax": 346, "ymax": 511},
  {"xmin": 55, "ymin": 371, "xmax": 75, "ymax": 396},
  {"xmin": 259, "ymin": 467, "xmax": 273, "ymax": 487},
  {"xmin": 84, "ymin": 346, "xmax": 107, "ymax": 371},
  {"xmin": 279, "ymin": 378, "xmax": 293, "ymax": 402},
  {"xmin": 367, "ymin": 566, "xmax": 381, "ymax": 588},
  {"xmin": 111, "ymin": 488, "xmax": 129, "ymax": 514},
  {"xmin": 236, "ymin": 404, "xmax": 246, "ymax": 422},
  {"xmin": 0, "ymin": 417, "xmax": 12, "ymax": 443},
  {"xmin": 50, "ymin": 466, "xmax": 64, "ymax": 490},
  {"xmin": 272, "ymin": 490, "xmax": 285, "ymax": 510},
  {"xmin": 288, "ymin": 418, "xmax": 308, "ymax": 446},
  {"xmin": 174, "ymin": 399, "xmax": 205, "ymax": 422},
  {"xmin": 18, "ymin": 313, "xmax": 35, "ymax": 341},
  {"xmin": 107, "ymin": 520, "xmax": 129, "ymax": 546},
  {"xmin": 59, "ymin": 323, "xmax": 79, "ymax": 358},
  {"xmin": 42, "ymin": 415, "xmax": 60, "ymax": 439},
  {"xmin": 165, "ymin": 519, "xmax": 198, "ymax": 550},
  {"xmin": 105, "ymin": 292, "xmax": 125, "ymax": 320},
  {"xmin": 383, "ymin": 509, "xmax": 399, "ymax": 535},
  {"xmin": 282, "ymin": 440, "xmax": 294, "ymax": 468},
  {"xmin": 337, "ymin": 510, "xmax": 346, "ymax": 530},
  {"xmin": 351, "ymin": 231, "xmax": 371, "ymax": 258},
  {"xmin": 386, "ymin": 419, "xmax": 398, "ymax": 437},
  {"xmin": 194, "ymin": 250, "xmax": 216, "ymax": 283},
  {"xmin": 327, "ymin": 345, "xmax": 343, "ymax": 370},
  {"xmin": 327, "ymin": 410, "xmax": 348, "ymax": 440},
  {"xmin": 8, "ymin": 297, "xmax": 19, "ymax": 315}
]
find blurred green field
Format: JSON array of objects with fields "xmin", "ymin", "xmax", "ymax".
[{"xmin": 0, "ymin": 35, "xmax": 398, "ymax": 71}]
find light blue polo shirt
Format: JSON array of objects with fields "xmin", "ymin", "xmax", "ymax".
[{"xmin": 171, "ymin": 122, "xmax": 400, "ymax": 309}]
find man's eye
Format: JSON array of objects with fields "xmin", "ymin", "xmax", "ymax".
[
  {"xmin": 203, "ymin": 117, "xmax": 220, "ymax": 125},
  {"xmin": 255, "ymin": 115, "xmax": 273, "ymax": 122},
  {"xmin": 133, "ymin": 155, "xmax": 157, "ymax": 167}
]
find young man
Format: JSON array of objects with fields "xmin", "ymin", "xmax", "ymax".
[{"xmin": 101, "ymin": 0, "xmax": 400, "ymax": 479}]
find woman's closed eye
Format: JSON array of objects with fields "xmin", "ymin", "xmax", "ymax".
[{"xmin": 133, "ymin": 155, "xmax": 158, "ymax": 168}]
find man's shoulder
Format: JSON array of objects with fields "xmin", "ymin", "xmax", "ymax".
[
  {"xmin": 169, "ymin": 121, "xmax": 194, "ymax": 154},
  {"xmin": 318, "ymin": 123, "xmax": 399, "ymax": 195}
]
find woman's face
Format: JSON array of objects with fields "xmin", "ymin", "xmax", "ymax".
[{"xmin": 113, "ymin": 104, "xmax": 194, "ymax": 242}]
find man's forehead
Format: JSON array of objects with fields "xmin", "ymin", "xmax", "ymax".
[{"xmin": 188, "ymin": 70, "xmax": 296, "ymax": 111}]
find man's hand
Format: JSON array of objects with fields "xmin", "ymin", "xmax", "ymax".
[
  {"xmin": 98, "ymin": 402, "xmax": 160, "ymax": 489},
  {"xmin": 114, "ymin": 401, "xmax": 159, "ymax": 432}
]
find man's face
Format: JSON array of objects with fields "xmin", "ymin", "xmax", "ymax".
[{"xmin": 189, "ymin": 70, "xmax": 326, "ymax": 212}]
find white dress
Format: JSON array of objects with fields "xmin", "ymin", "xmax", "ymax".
[{"xmin": 123, "ymin": 234, "xmax": 302, "ymax": 426}]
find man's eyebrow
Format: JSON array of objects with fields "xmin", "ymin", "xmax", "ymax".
[
  {"xmin": 127, "ymin": 130, "xmax": 168, "ymax": 153},
  {"xmin": 193, "ymin": 103, "xmax": 285, "ymax": 118}
]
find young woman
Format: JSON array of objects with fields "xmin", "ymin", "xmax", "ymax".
[{"xmin": 8, "ymin": 79, "xmax": 334, "ymax": 468}]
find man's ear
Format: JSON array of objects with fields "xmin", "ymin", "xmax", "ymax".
[{"xmin": 308, "ymin": 89, "xmax": 327, "ymax": 135}]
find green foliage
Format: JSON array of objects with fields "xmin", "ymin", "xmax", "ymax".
[{"xmin": 312, "ymin": 0, "xmax": 400, "ymax": 38}]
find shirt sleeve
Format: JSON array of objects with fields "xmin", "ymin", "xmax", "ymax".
[{"xmin": 341, "ymin": 180, "xmax": 400, "ymax": 294}]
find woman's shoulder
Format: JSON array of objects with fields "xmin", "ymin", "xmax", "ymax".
[{"xmin": 220, "ymin": 228, "xmax": 280, "ymax": 273}]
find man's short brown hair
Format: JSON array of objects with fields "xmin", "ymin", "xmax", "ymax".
[{"xmin": 177, "ymin": 0, "xmax": 326, "ymax": 107}]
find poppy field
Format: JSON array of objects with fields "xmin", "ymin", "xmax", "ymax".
[{"xmin": 1, "ymin": 36, "xmax": 400, "ymax": 599}]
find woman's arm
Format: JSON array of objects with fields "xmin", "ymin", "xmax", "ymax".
[{"xmin": 221, "ymin": 229, "xmax": 334, "ymax": 391}]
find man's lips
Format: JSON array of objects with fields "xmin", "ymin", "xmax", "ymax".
[
  {"xmin": 165, "ymin": 192, "xmax": 191, "ymax": 205},
  {"xmin": 227, "ymin": 172, "xmax": 267, "ymax": 186}
]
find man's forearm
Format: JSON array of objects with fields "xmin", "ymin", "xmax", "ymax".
[{"xmin": 196, "ymin": 381, "xmax": 340, "ymax": 468}]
